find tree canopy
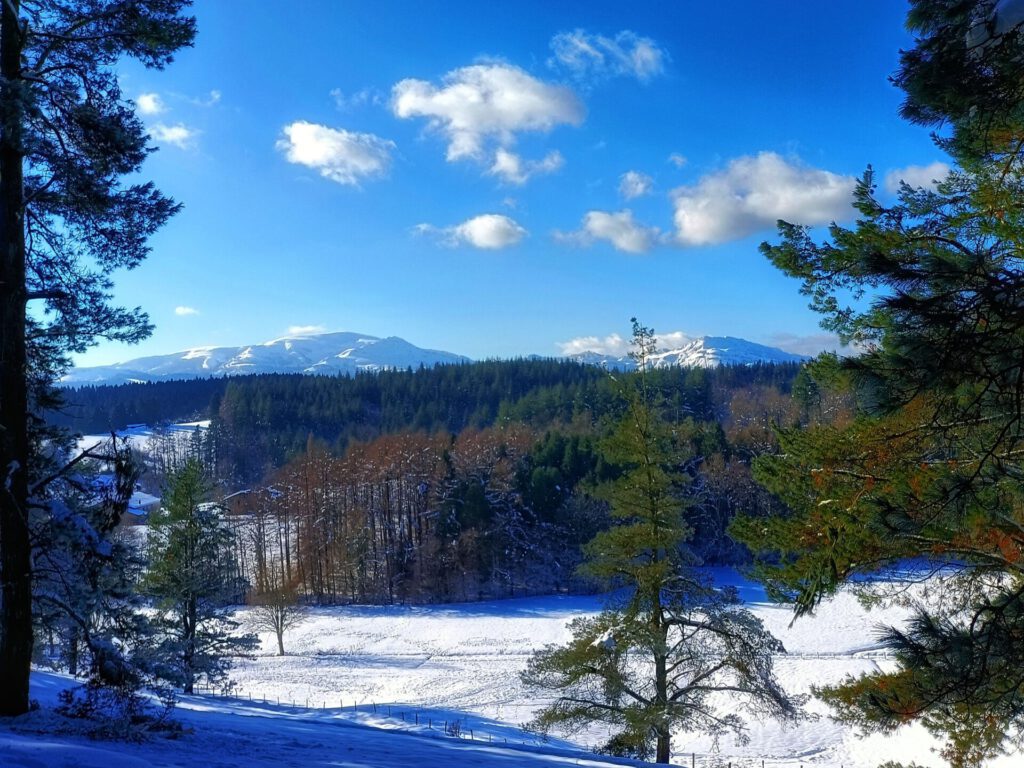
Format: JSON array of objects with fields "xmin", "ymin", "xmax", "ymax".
[
  {"xmin": 733, "ymin": 2, "xmax": 1024, "ymax": 764},
  {"xmin": 0, "ymin": 0, "xmax": 194, "ymax": 715}
]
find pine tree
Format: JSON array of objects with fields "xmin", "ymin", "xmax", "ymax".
[
  {"xmin": 0, "ymin": 0, "xmax": 194, "ymax": 716},
  {"xmin": 145, "ymin": 459, "xmax": 256, "ymax": 693},
  {"xmin": 522, "ymin": 320, "xmax": 800, "ymax": 763},
  {"xmin": 730, "ymin": 4, "xmax": 1024, "ymax": 764},
  {"xmin": 33, "ymin": 438, "xmax": 154, "ymax": 687}
]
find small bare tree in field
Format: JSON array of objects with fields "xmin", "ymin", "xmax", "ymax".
[{"xmin": 248, "ymin": 584, "xmax": 305, "ymax": 656}]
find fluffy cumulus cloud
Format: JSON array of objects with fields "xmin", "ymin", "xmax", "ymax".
[
  {"xmin": 671, "ymin": 152, "xmax": 856, "ymax": 246},
  {"xmin": 557, "ymin": 330, "xmax": 694, "ymax": 356},
  {"xmin": 392, "ymin": 63, "xmax": 583, "ymax": 178},
  {"xmin": 416, "ymin": 214, "xmax": 527, "ymax": 250},
  {"xmin": 150, "ymin": 122, "xmax": 197, "ymax": 149},
  {"xmin": 549, "ymin": 29, "xmax": 668, "ymax": 82},
  {"xmin": 136, "ymin": 92, "xmax": 166, "ymax": 116},
  {"xmin": 276, "ymin": 121, "xmax": 395, "ymax": 186},
  {"xmin": 619, "ymin": 170, "xmax": 653, "ymax": 199},
  {"xmin": 883, "ymin": 161, "xmax": 951, "ymax": 194},
  {"xmin": 490, "ymin": 148, "xmax": 564, "ymax": 185},
  {"xmin": 174, "ymin": 305, "xmax": 199, "ymax": 316},
  {"xmin": 556, "ymin": 209, "xmax": 662, "ymax": 254}
]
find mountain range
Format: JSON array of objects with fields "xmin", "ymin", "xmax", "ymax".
[
  {"xmin": 61, "ymin": 331, "xmax": 807, "ymax": 386},
  {"xmin": 565, "ymin": 336, "xmax": 807, "ymax": 370},
  {"xmin": 61, "ymin": 332, "xmax": 470, "ymax": 386}
]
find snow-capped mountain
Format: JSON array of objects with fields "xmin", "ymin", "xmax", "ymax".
[
  {"xmin": 62, "ymin": 331, "xmax": 807, "ymax": 386},
  {"xmin": 566, "ymin": 336, "xmax": 807, "ymax": 370},
  {"xmin": 60, "ymin": 331, "xmax": 470, "ymax": 386}
]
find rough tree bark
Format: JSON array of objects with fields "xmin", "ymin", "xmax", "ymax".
[{"xmin": 0, "ymin": 0, "xmax": 32, "ymax": 718}]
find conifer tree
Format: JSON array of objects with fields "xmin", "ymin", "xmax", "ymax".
[
  {"xmin": 145, "ymin": 459, "xmax": 256, "ymax": 693},
  {"xmin": 731, "ymin": 3, "xmax": 1024, "ymax": 763},
  {"xmin": 0, "ymin": 0, "xmax": 194, "ymax": 715},
  {"xmin": 523, "ymin": 320, "xmax": 799, "ymax": 764}
]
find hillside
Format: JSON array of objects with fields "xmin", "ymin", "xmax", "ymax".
[
  {"xmin": 7, "ymin": 670, "xmax": 645, "ymax": 768},
  {"xmin": 60, "ymin": 332, "xmax": 471, "ymax": 386}
]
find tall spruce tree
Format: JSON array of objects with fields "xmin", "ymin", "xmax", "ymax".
[
  {"xmin": 0, "ymin": 0, "xmax": 194, "ymax": 716},
  {"xmin": 731, "ymin": 2, "xmax": 1024, "ymax": 764},
  {"xmin": 522, "ymin": 320, "xmax": 799, "ymax": 764},
  {"xmin": 145, "ymin": 459, "xmax": 256, "ymax": 694}
]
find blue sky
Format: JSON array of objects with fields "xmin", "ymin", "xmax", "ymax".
[{"xmin": 76, "ymin": 0, "xmax": 947, "ymax": 366}]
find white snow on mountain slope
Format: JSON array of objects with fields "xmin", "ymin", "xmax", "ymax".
[
  {"xmin": 567, "ymin": 336, "xmax": 807, "ymax": 370},
  {"xmin": 62, "ymin": 331, "xmax": 807, "ymax": 386},
  {"xmin": 61, "ymin": 332, "xmax": 471, "ymax": 386}
]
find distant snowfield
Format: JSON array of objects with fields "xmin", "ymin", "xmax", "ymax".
[
  {"xmin": 5, "ymin": 570, "xmax": 1021, "ymax": 767},
  {"xmin": 77, "ymin": 420, "xmax": 211, "ymax": 457}
]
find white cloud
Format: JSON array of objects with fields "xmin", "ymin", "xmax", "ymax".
[
  {"xmin": 331, "ymin": 87, "xmax": 385, "ymax": 110},
  {"xmin": 619, "ymin": 170, "xmax": 653, "ymax": 199},
  {"xmin": 557, "ymin": 329, "xmax": 694, "ymax": 356},
  {"xmin": 556, "ymin": 209, "xmax": 662, "ymax": 254},
  {"xmin": 276, "ymin": 121, "xmax": 395, "ymax": 186},
  {"xmin": 391, "ymin": 63, "xmax": 584, "ymax": 174},
  {"xmin": 883, "ymin": 161, "xmax": 951, "ymax": 194},
  {"xmin": 416, "ymin": 214, "xmax": 526, "ymax": 250},
  {"xmin": 549, "ymin": 30, "xmax": 668, "ymax": 82},
  {"xmin": 174, "ymin": 306, "xmax": 199, "ymax": 317},
  {"xmin": 671, "ymin": 152, "xmax": 856, "ymax": 246},
  {"xmin": 558, "ymin": 333, "xmax": 629, "ymax": 356},
  {"xmin": 287, "ymin": 324, "xmax": 327, "ymax": 336},
  {"xmin": 764, "ymin": 332, "xmax": 849, "ymax": 357},
  {"xmin": 150, "ymin": 122, "xmax": 197, "ymax": 149},
  {"xmin": 668, "ymin": 152, "xmax": 687, "ymax": 168},
  {"xmin": 490, "ymin": 149, "xmax": 564, "ymax": 185},
  {"xmin": 136, "ymin": 92, "xmax": 166, "ymax": 116}
]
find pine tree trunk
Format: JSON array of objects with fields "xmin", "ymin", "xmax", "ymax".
[
  {"xmin": 184, "ymin": 595, "xmax": 197, "ymax": 694},
  {"xmin": 655, "ymin": 728, "xmax": 671, "ymax": 764},
  {"xmin": 653, "ymin": 606, "xmax": 670, "ymax": 764},
  {"xmin": 0, "ymin": 0, "xmax": 32, "ymax": 718}
]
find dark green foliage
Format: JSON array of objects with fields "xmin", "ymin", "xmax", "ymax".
[
  {"xmin": 51, "ymin": 359, "xmax": 804, "ymax": 486},
  {"xmin": 50, "ymin": 377, "xmax": 228, "ymax": 433},
  {"xmin": 523, "ymin": 321, "xmax": 800, "ymax": 764},
  {"xmin": 896, "ymin": 0, "xmax": 1024, "ymax": 166},
  {"xmin": 732, "ymin": 5, "xmax": 1024, "ymax": 761},
  {"xmin": 144, "ymin": 459, "xmax": 256, "ymax": 693},
  {"xmin": 0, "ymin": 0, "xmax": 194, "ymax": 716}
]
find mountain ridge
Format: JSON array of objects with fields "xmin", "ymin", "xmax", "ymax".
[{"xmin": 62, "ymin": 331, "xmax": 808, "ymax": 386}]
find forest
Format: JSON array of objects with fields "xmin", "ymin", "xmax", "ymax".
[{"xmin": 56, "ymin": 358, "xmax": 830, "ymax": 605}]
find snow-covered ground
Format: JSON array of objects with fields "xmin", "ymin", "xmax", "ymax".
[
  {"xmin": 4, "ymin": 570, "xmax": 1020, "ymax": 767},
  {"xmin": 77, "ymin": 420, "xmax": 211, "ymax": 458},
  {"xmin": 223, "ymin": 570, "xmax": 1018, "ymax": 767},
  {"xmin": 4, "ymin": 671, "xmax": 645, "ymax": 768}
]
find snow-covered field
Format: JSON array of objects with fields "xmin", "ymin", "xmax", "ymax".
[
  {"xmin": 4, "ymin": 571, "xmax": 1021, "ymax": 767},
  {"xmin": 223, "ymin": 570, "xmax": 1017, "ymax": 768},
  {"xmin": 77, "ymin": 420, "xmax": 211, "ymax": 457}
]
